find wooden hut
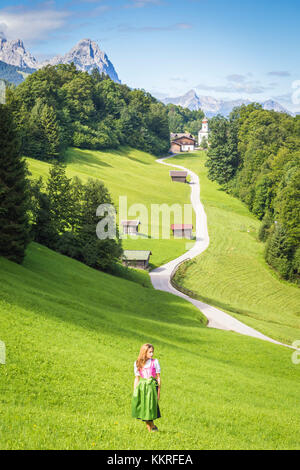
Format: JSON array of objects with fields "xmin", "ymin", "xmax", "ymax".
[
  {"xmin": 122, "ymin": 250, "xmax": 152, "ymax": 269},
  {"xmin": 121, "ymin": 220, "xmax": 141, "ymax": 235},
  {"xmin": 169, "ymin": 170, "xmax": 188, "ymax": 183},
  {"xmin": 171, "ymin": 224, "xmax": 193, "ymax": 239}
]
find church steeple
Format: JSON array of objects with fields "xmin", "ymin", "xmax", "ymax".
[{"xmin": 198, "ymin": 117, "xmax": 209, "ymax": 145}]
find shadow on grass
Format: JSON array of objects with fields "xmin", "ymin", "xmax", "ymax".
[
  {"xmin": 0, "ymin": 245, "xmax": 209, "ymax": 354},
  {"xmin": 66, "ymin": 148, "xmax": 112, "ymax": 168},
  {"xmin": 107, "ymin": 146, "xmax": 153, "ymax": 165}
]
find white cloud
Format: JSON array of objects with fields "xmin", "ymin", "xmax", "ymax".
[
  {"xmin": 118, "ymin": 22, "xmax": 192, "ymax": 32},
  {"xmin": 0, "ymin": 7, "xmax": 70, "ymax": 43},
  {"xmin": 267, "ymin": 71, "xmax": 290, "ymax": 77},
  {"xmin": 124, "ymin": 0, "xmax": 162, "ymax": 8},
  {"xmin": 226, "ymin": 74, "xmax": 246, "ymax": 83},
  {"xmin": 196, "ymin": 81, "xmax": 271, "ymax": 94}
]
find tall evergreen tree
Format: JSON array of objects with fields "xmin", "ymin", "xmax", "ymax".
[
  {"xmin": 0, "ymin": 104, "xmax": 29, "ymax": 263},
  {"xmin": 40, "ymin": 104, "xmax": 60, "ymax": 160},
  {"xmin": 28, "ymin": 177, "xmax": 58, "ymax": 248},
  {"xmin": 77, "ymin": 178, "xmax": 123, "ymax": 270},
  {"xmin": 46, "ymin": 162, "xmax": 73, "ymax": 234}
]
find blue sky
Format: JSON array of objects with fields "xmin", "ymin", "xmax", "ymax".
[{"xmin": 1, "ymin": 0, "xmax": 300, "ymax": 110}]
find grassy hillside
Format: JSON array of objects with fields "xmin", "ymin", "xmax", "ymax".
[
  {"xmin": 26, "ymin": 147, "xmax": 196, "ymax": 268},
  {"xmin": 170, "ymin": 152, "xmax": 300, "ymax": 346},
  {"xmin": 0, "ymin": 243, "xmax": 299, "ymax": 449}
]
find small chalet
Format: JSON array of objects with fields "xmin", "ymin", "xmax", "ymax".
[
  {"xmin": 122, "ymin": 250, "xmax": 152, "ymax": 270},
  {"xmin": 170, "ymin": 170, "xmax": 188, "ymax": 183},
  {"xmin": 171, "ymin": 224, "xmax": 193, "ymax": 239},
  {"xmin": 170, "ymin": 133, "xmax": 196, "ymax": 153},
  {"xmin": 121, "ymin": 220, "xmax": 141, "ymax": 235}
]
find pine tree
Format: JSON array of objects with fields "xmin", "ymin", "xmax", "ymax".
[
  {"xmin": 28, "ymin": 177, "xmax": 58, "ymax": 248},
  {"xmin": 77, "ymin": 178, "xmax": 123, "ymax": 270},
  {"xmin": 0, "ymin": 104, "xmax": 30, "ymax": 263},
  {"xmin": 46, "ymin": 162, "xmax": 73, "ymax": 234},
  {"xmin": 41, "ymin": 104, "xmax": 60, "ymax": 160},
  {"xmin": 24, "ymin": 98, "xmax": 45, "ymax": 160},
  {"xmin": 265, "ymin": 224, "xmax": 293, "ymax": 279}
]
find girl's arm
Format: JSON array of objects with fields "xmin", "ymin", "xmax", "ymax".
[
  {"xmin": 156, "ymin": 373, "xmax": 161, "ymax": 400},
  {"xmin": 134, "ymin": 376, "xmax": 140, "ymax": 390}
]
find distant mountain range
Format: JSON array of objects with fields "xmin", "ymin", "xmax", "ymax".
[
  {"xmin": 0, "ymin": 39, "xmax": 294, "ymax": 117},
  {"xmin": 162, "ymin": 89, "xmax": 294, "ymax": 117},
  {"xmin": 0, "ymin": 38, "xmax": 120, "ymax": 85},
  {"xmin": 0, "ymin": 60, "xmax": 36, "ymax": 85}
]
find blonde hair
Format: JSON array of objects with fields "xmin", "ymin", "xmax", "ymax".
[{"xmin": 136, "ymin": 343, "xmax": 154, "ymax": 370}]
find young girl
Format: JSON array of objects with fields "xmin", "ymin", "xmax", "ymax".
[{"xmin": 131, "ymin": 343, "xmax": 161, "ymax": 432}]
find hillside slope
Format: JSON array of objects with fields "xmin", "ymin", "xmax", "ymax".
[
  {"xmin": 170, "ymin": 152, "xmax": 300, "ymax": 345},
  {"xmin": 0, "ymin": 243, "xmax": 299, "ymax": 449},
  {"xmin": 26, "ymin": 146, "xmax": 196, "ymax": 268}
]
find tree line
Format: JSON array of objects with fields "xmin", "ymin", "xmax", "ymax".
[
  {"xmin": 167, "ymin": 103, "xmax": 205, "ymax": 136},
  {"xmin": 206, "ymin": 104, "xmax": 300, "ymax": 283},
  {"xmin": 6, "ymin": 63, "xmax": 170, "ymax": 162},
  {"xmin": 0, "ymin": 102, "xmax": 122, "ymax": 270}
]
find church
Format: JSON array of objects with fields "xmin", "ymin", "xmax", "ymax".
[{"xmin": 198, "ymin": 117, "xmax": 209, "ymax": 146}]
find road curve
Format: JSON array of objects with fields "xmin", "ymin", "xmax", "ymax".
[{"xmin": 149, "ymin": 155, "xmax": 293, "ymax": 349}]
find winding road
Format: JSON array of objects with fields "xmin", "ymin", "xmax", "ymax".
[{"xmin": 149, "ymin": 155, "xmax": 292, "ymax": 349}]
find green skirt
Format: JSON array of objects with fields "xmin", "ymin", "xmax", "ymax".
[{"xmin": 132, "ymin": 377, "xmax": 161, "ymax": 421}]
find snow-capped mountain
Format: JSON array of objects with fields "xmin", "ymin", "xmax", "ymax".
[
  {"xmin": 0, "ymin": 38, "xmax": 38, "ymax": 69},
  {"xmin": 261, "ymin": 99, "xmax": 290, "ymax": 113},
  {"xmin": 163, "ymin": 89, "xmax": 293, "ymax": 117},
  {"xmin": 42, "ymin": 39, "xmax": 120, "ymax": 83},
  {"xmin": 0, "ymin": 38, "xmax": 120, "ymax": 84}
]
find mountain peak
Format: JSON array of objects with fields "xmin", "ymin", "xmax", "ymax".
[
  {"xmin": 44, "ymin": 38, "xmax": 120, "ymax": 83},
  {"xmin": 0, "ymin": 38, "xmax": 37, "ymax": 68},
  {"xmin": 163, "ymin": 90, "xmax": 293, "ymax": 117},
  {"xmin": 184, "ymin": 89, "xmax": 198, "ymax": 98}
]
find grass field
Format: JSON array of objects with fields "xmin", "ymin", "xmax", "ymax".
[
  {"xmin": 26, "ymin": 147, "xmax": 196, "ymax": 268},
  {"xmin": 0, "ymin": 243, "xmax": 300, "ymax": 450},
  {"xmin": 170, "ymin": 152, "xmax": 300, "ymax": 346}
]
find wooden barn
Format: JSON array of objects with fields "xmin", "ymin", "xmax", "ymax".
[
  {"xmin": 170, "ymin": 133, "xmax": 196, "ymax": 153},
  {"xmin": 121, "ymin": 220, "xmax": 141, "ymax": 235},
  {"xmin": 122, "ymin": 250, "xmax": 152, "ymax": 269},
  {"xmin": 171, "ymin": 224, "xmax": 193, "ymax": 239},
  {"xmin": 169, "ymin": 170, "xmax": 188, "ymax": 183}
]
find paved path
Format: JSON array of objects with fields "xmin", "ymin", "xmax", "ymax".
[{"xmin": 149, "ymin": 155, "xmax": 293, "ymax": 349}]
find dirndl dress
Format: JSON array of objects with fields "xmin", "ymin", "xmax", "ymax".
[{"xmin": 132, "ymin": 358, "xmax": 161, "ymax": 421}]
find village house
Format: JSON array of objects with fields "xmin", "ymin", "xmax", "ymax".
[
  {"xmin": 169, "ymin": 170, "xmax": 188, "ymax": 183},
  {"xmin": 122, "ymin": 250, "xmax": 152, "ymax": 269},
  {"xmin": 121, "ymin": 220, "xmax": 141, "ymax": 235},
  {"xmin": 170, "ymin": 133, "xmax": 196, "ymax": 153},
  {"xmin": 171, "ymin": 224, "xmax": 193, "ymax": 239}
]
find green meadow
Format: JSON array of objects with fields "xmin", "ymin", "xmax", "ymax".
[
  {"xmin": 26, "ymin": 147, "xmax": 196, "ymax": 268},
  {"xmin": 0, "ymin": 243, "xmax": 300, "ymax": 450},
  {"xmin": 170, "ymin": 152, "xmax": 300, "ymax": 346}
]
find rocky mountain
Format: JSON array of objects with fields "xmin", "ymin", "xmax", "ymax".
[
  {"xmin": 41, "ymin": 39, "xmax": 120, "ymax": 83},
  {"xmin": 0, "ymin": 60, "xmax": 36, "ymax": 85},
  {"xmin": 0, "ymin": 38, "xmax": 120, "ymax": 84},
  {"xmin": 163, "ymin": 89, "xmax": 293, "ymax": 117},
  {"xmin": 0, "ymin": 38, "xmax": 38, "ymax": 69},
  {"xmin": 261, "ymin": 99, "xmax": 290, "ymax": 114}
]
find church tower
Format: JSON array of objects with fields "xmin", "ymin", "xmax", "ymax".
[{"xmin": 198, "ymin": 117, "xmax": 209, "ymax": 146}]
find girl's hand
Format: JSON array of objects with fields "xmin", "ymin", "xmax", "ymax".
[{"xmin": 157, "ymin": 389, "xmax": 160, "ymax": 401}]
